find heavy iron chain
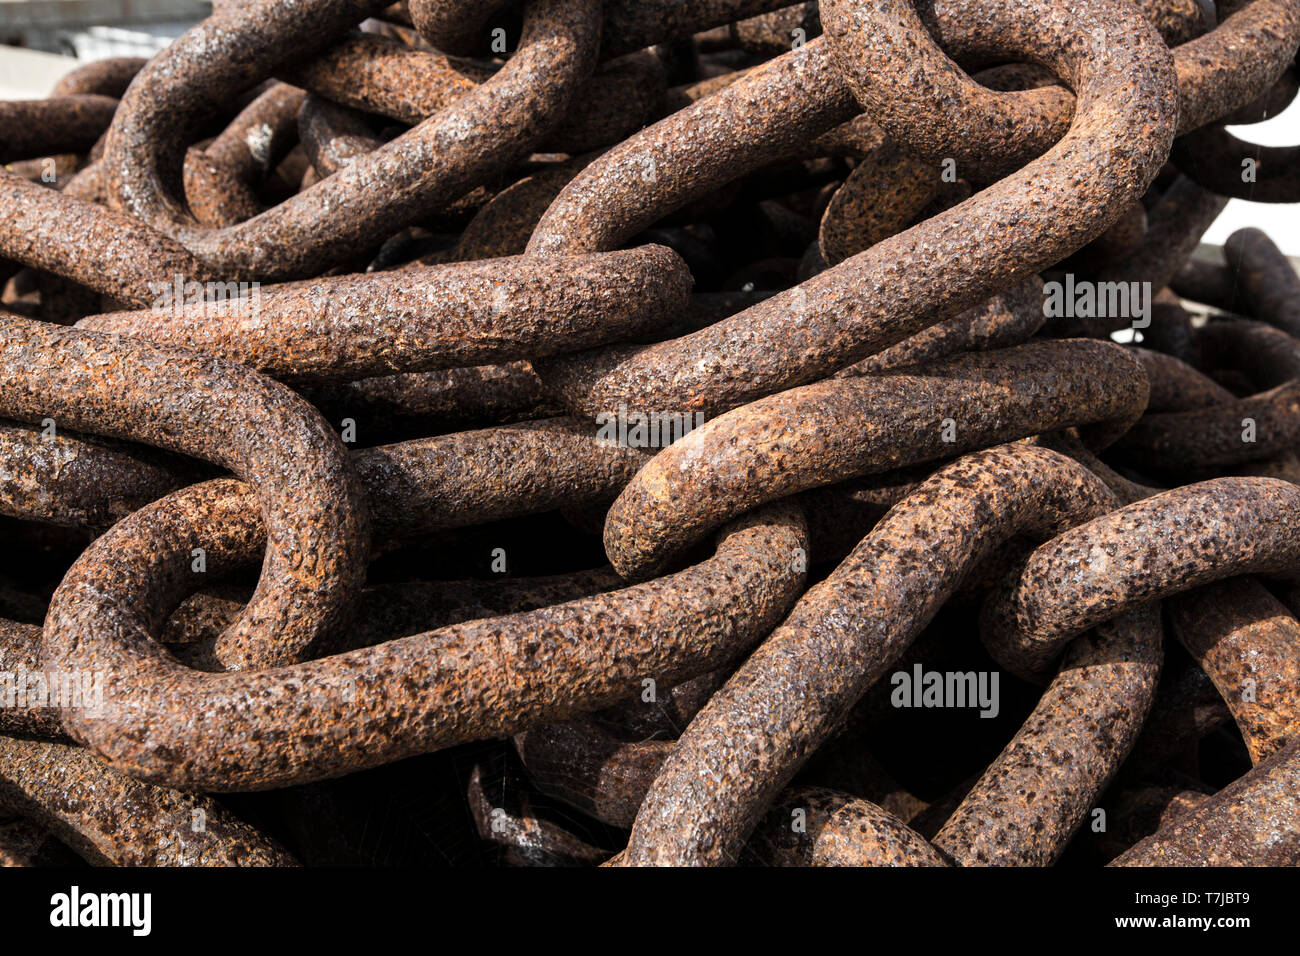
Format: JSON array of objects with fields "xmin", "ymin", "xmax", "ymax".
[{"xmin": 1, "ymin": 0, "xmax": 1299, "ymax": 867}]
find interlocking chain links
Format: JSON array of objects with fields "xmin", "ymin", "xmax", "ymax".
[
  {"xmin": 516, "ymin": 723, "xmax": 949, "ymax": 865},
  {"xmin": 280, "ymin": 31, "xmax": 489, "ymax": 125},
  {"xmin": 183, "ymin": 84, "xmax": 306, "ymax": 228},
  {"xmin": 981, "ymin": 478, "xmax": 1300, "ymax": 682},
  {"xmin": 44, "ymin": 494, "xmax": 805, "ymax": 791},
  {"xmin": 1173, "ymin": 126, "xmax": 1300, "ymax": 203},
  {"xmin": 282, "ymin": 31, "xmax": 665, "ymax": 156},
  {"xmin": 76, "ymin": 246, "xmax": 691, "ymax": 385},
  {"xmin": 530, "ymin": 0, "xmax": 1177, "ymax": 421},
  {"xmin": 621, "ymin": 444, "xmax": 1121, "ymax": 865},
  {"xmin": 602, "ymin": 339, "xmax": 1148, "ymax": 578},
  {"xmin": 837, "ymin": 278, "xmax": 1046, "ymax": 373},
  {"xmin": 0, "ymin": 316, "xmax": 369, "ymax": 672},
  {"xmin": 821, "ymin": 0, "xmax": 1073, "ymax": 181},
  {"xmin": 102, "ymin": 0, "xmax": 602, "ymax": 280},
  {"xmin": 3, "ymin": 0, "xmax": 1300, "ymax": 867},
  {"xmin": 1171, "ymin": 61, "xmax": 1300, "ymax": 203},
  {"xmin": 523, "ymin": 1, "xmax": 1295, "ymax": 421},
  {"xmin": 527, "ymin": 39, "xmax": 857, "ymax": 261}
]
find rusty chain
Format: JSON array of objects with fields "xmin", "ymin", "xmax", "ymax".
[{"xmin": 1, "ymin": 0, "xmax": 1300, "ymax": 868}]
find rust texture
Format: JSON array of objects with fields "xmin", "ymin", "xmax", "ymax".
[
  {"xmin": 3, "ymin": 0, "xmax": 1300, "ymax": 869},
  {"xmin": 621, "ymin": 445, "xmax": 1121, "ymax": 865},
  {"xmin": 604, "ymin": 339, "xmax": 1147, "ymax": 578},
  {"xmin": 982, "ymin": 479, "xmax": 1300, "ymax": 682},
  {"xmin": 1169, "ymin": 578, "xmax": 1300, "ymax": 764},
  {"xmin": 77, "ymin": 246, "xmax": 690, "ymax": 384},
  {"xmin": 0, "ymin": 733, "xmax": 297, "ymax": 866},
  {"xmin": 933, "ymin": 607, "xmax": 1162, "ymax": 865},
  {"xmin": 44, "ymin": 491, "xmax": 806, "ymax": 790},
  {"xmin": 1114, "ymin": 737, "xmax": 1300, "ymax": 866}
]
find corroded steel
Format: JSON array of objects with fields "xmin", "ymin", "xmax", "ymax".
[{"xmin": 2, "ymin": 0, "xmax": 1299, "ymax": 870}]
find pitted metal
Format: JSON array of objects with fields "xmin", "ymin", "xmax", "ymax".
[{"xmin": 3, "ymin": 0, "xmax": 1300, "ymax": 869}]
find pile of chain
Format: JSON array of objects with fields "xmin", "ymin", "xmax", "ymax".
[{"xmin": 2, "ymin": 0, "xmax": 1300, "ymax": 867}]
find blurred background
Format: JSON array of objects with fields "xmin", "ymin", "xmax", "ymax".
[
  {"xmin": 1, "ymin": 1, "xmax": 207, "ymax": 96},
  {"xmin": 0, "ymin": 0, "xmax": 1296, "ymax": 253}
]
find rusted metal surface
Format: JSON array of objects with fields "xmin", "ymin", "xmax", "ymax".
[
  {"xmin": 466, "ymin": 761, "xmax": 607, "ymax": 866},
  {"xmin": 751, "ymin": 787, "xmax": 948, "ymax": 867},
  {"xmin": 1092, "ymin": 783, "xmax": 1211, "ymax": 862},
  {"xmin": 604, "ymin": 340, "xmax": 1147, "ymax": 578},
  {"xmin": 621, "ymin": 445, "xmax": 1120, "ymax": 865},
  {"xmin": 0, "ymin": 422, "xmax": 201, "ymax": 529},
  {"xmin": 516, "ymin": 721, "xmax": 672, "ymax": 828},
  {"xmin": 50, "ymin": 57, "xmax": 150, "ymax": 99},
  {"xmin": 0, "ymin": 734, "xmax": 297, "ymax": 866},
  {"xmin": 1113, "ymin": 737, "xmax": 1300, "ymax": 866},
  {"xmin": 0, "ymin": 415, "xmax": 649, "ymax": 541},
  {"xmin": 0, "ymin": 170, "xmax": 215, "ymax": 306},
  {"xmin": 43, "ymin": 495, "xmax": 805, "ymax": 790},
  {"xmin": 0, "ymin": 316, "xmax": 369, "ymax": 672},
  {"xmin": 822, "ymin": 0, "xmax": 1073, "ymax": 182},
  {"xmin": 532, "ymin": 0, "xmax": 1177, "ymax": 420},
  {"xmin": 1129, "ymin": 657, "xmax": 1233, "ymax": 768},
  {"xmin": 1173, "ymin": 124, "xmax": 1300, "ymax": 204},
  {"xmin": 101, "ymin": 0, "xmax": 602, "ymax": 280},
  {"xmin": 281, "ymin": 31, "xmax": 487, "ymax": 125},
  {"xmin": 1046, "ymin": 177, "xmax": 1228, "ymax": 338},
  {"xmin": 1223, "ymin": 227, "xmax": 1300, "ymax": 337},
  {"xmin": 934, "ymin": 607, "xmax": 1162, "ymax": 865},
  {"xmin": 288, "ymin": 32, "xmax": 663, "ymax": 155},
  {"xmin": 0, "ymin": 619, "xmax": 66, "ymax": 740},
  {"xmin": 0, "ymin": 97, "xmax": 121, "ymax": 165},
  {"xmin": 297, "ymin": 94, "xmax": 384, "ymax": 179},
  {"xmin": 303, "ymin": 362, "xmax": 554, "ymax": 442},
  {"xmin": 3, "ymin": 0, "xmax": 1300, "ymax": 869},
  {"xmin": 982, "ymin": 479, "xmax": 1300, "ymax": 682},
  {"xmin": 0, "ymin": 816, "xmax": 62, "ymax": 867},
  {"xmin": 182, "ymin": 83, "xmax": 307, "ymax": 228},
  {"xmin": 517, "ymin": 722, "xmax": 951, "ymax": 866},
  {"xmin": 1169, "ymin": 578, "xmax": 1300, "ymax": 764},
  {"xmin": 77, "ymin": 246, "xmax": 690, "ymax": 384},
  {"xmin": 815, "ymin": 142, "xmax": 943, "ymax": 267},
  {"xmin": 1120, "ymin": 315, "xmax": 1300, "ymax": 479},
  {"xmin": 1114, "ymin": 332, "xmax": 1300, "ymax": 471},
  {"xmin": 834, "ymin": 279, "xmax": 1046, "ymax": 375}
]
